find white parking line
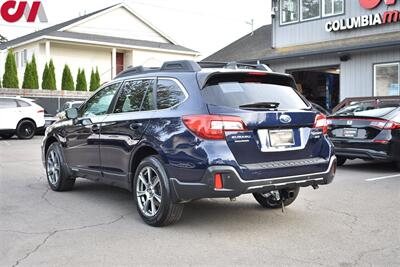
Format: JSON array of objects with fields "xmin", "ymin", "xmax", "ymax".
[
  {"xmin": 365, "ymin": 174, "xmax": 400, "ymax": 182},
  {"xmin": 0, "ymin": 141, "xmax": 11, "ymax": 146}
]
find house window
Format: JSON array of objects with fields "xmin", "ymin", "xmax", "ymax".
[
  {"xmin": 301, "ymin": 0, "xmax": 320, "ymax": 21},
  {"xmin": 374, "ymin": 63, "xmax": 400, "ymax": 96},
  {"xmin": 15, "ymin": 52, "xmax": 19, "ymax": 68},
  {"xmin": 22, "ymin": 49, "xmax": 28, "ymax": 66},
  {"xmin": 280, "ymin": 0, "xmax": 299, "ymax": 25},
  {"xmin": 322, "ymin": 0, "xmax": 344, "ymax": 17}
]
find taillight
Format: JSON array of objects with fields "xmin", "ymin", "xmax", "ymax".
[
  {"xmin": 383, "ymin": 121, "xmax": 400, "ymax": 130},
  {"xmin": 182, "ymin": 115, "xmax": 247, "ymax": 140},
  {"xmin": 37, "ymin": 109, "xmax": 44, "ymax": 113},
  {"xmin": 313, "ymin": 114, "xmax": 328, "ymax": 134}
]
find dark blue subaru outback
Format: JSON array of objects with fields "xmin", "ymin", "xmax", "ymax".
[{"xmin": 42, "ymin": 61, "xmax": 336, "ymax": 226}]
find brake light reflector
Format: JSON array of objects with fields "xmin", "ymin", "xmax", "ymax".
[
  {"xmin": 313, "ymin": 114, "xmax": 328, "ymax": 134},
  {"xmin": 214, "ymin": 173, "xmax": 223, "ymax": 189},
  {"xmin": 182, "ymin": 115, "xmax": 247, "ymax": 140}
]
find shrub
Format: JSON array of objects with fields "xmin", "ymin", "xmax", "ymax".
[
  {"xmin": 2, "ymin": 50, "xmax": 19, "ymax": 88},
  {"xmin": 22, "ymin": 62, "xmax": 33, "ymax": 89},
  {"xmin": 61, "ymin": 65, "xmax": 74, "ymax": 91},
  {"xmin": 42, "ymin": 63, "xmax": 51, "ymax": 90}
]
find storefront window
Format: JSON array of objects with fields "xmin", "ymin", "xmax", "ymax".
[
  {"xmin": 281, "ymin": 0, "xmax": 299, "ymax": 25},
  {"xmin": 374, "ymin": 63, "xmax": 400, "ymax": 96},
  {"xmin": 323, "ymin": 0, "xmax": 344, "ymax": 17},
  {"xmin": 301, "ymin": 0, "xmax": 320, "ymax": 21}
]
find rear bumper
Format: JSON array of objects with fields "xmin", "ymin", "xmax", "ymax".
[
  {"xmin": 334, "ymin": 147, "xmax": 391, "ymax": 160},
  {"xmin": 170, "ymin": 156, "xmax": 337, "ymax": 201}
]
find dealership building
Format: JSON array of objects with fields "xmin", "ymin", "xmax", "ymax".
[{"xmin": 206, "ymin": 0, "xmax": 400, "ymax": 110}]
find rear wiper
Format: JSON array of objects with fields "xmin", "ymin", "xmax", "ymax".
[{"xmin": 239, "ymin": 102, "xmax": 280, "ymax": 110}]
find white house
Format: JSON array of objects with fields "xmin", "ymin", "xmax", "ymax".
[{"xmin": 0, "ymin": 3, "xmax": 199, "ymax": 90}]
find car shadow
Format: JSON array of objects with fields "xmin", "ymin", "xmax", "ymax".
[{"xmin": 338, "ymin": 159, "xmax": 397, "ymax": 174}]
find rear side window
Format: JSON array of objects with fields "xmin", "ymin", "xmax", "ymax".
[
  {"xmin": 114, "ymin": 79, "xmax": 155, "ymax": 113},
  {"xmin": 0, "ymin": 98, "xmax": 18, "ymax": 109},
  {"xmin": 157, "ymin": 79, "xmax": 186, "ymax": 109},
  {"xmin": 17, "ymin": 100, "xmax": 31, "ymax": 107},
  {"xmin": 201, "ymin": 73, "xmax": 308, "ymax": 110}
]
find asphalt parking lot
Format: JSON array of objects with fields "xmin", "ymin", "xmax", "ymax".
[{"xmin": 0, "ymin": 137, "xmax": 399, "ymax": 267}]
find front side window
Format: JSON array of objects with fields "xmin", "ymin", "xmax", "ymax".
[
  {"xmin": 80, "ymin": 83, "xmax": 121, "ymax": 117},
  {"xmin": 301, "ymin": 0, "xmax": 320, "ymax": 20},
  {"xmin": 0, "ymin": 98, "xmax": 18, "ymax": 109},
  {"xmin": 323, "ymin": 0, "xmax": 344, "ymax": 17},
  {"xmin": 114, "ymin": 79, "xmax": 155, "ymax": 113},
  {"xmin": 374, "ymin": 63, "xmax": 400, "ymax": 96},
  {"xmin": 157, "ymin": 79, "xmax": 186, "ymax": 109},
  {"xmin": 281, "ymin": 0, "xmax": 299, "ymax": 24}
]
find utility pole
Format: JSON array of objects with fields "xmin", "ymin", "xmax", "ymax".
[{"xmin": 246, "ymin": 19, "xmax": 254, "ymax": 36}]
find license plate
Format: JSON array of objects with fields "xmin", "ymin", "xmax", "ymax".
[
  {"xmin": 343, "ymin": 128, "xmax": 358, "ymax": 138},
  {"xmin": 269, "ymin": 129, "xmax": 295, "ymax": 147}
]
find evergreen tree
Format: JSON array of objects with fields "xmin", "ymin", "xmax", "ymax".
[
  {"xmin": 89, "ymin": 69, "xmax": 98, "ymax": 91},
  {"xmin": 48, "ymin": 59, "xmax": 56, "ymax": 90},
  {"xmin": 30, "ymin": 54, "xmax": 39, "ymax": 89},
  {"xmin": 41, "ymin": 63, "xmax": 51, "ymax": 90},
  {"xmin": 95, "ymin": 67, "xmax": 101, "ymax": 88},
  {"xmin": 22, "ymin": 62, "xmax": 33, "ymax": 89},
  {"xmin": 76, "ymin": 69, "xmax": 87, "ymax": 91},
  {"xmin": 61, "ymin": 64, "xmax": 74, "ymax": 91},
  {"xmin": 2, "ymin": 50, "xmax": 19, "ymax": 88}
]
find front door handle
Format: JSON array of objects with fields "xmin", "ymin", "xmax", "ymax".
[
  {"xmin": 130, "ymin": 122, "xmax": 143, "ymax": 130},
  {"xmin": 91, "ymin": 124, "xmax": 100, "ymax": 132}
]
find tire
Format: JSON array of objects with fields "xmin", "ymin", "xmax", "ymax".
[
  {"xmin": 253, "ymin": 187, "xmax": 300, "ymax": 209},
  {"xmin": 395, "ymin": 161, "xmax": 400, "ymax": 171},
  {"xmin": 337, "ymin": 156, "xmax": 347, "ymax": 166},
  {"xmin": 45, "ymin": 142, "xmax": 75, "ymax": 191},
  {"xmin": 16, "ymin": 120, "xmax": 36, "ymax": 139},
  {"xmin": 133, "ymin": 155, "xmax": 184, "ymax": 227},
  {"xmin": 0, "ymin": 133, "xmax": 14, "ymax": 139}
]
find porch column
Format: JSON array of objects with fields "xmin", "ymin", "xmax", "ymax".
[
  {"xmin": 131, "ymin": 50, "xmax": 135, "ymax": 67},
  {"xmin": 45, "ymin": 41, "xmax": 50, "ymax": 62},
  {"xmin": 111, "ymin": 48, "xmax": 117, "ymax": 78}
]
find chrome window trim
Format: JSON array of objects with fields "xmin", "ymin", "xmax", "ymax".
[{"xmin": 112, "ymin": 76, "xmax": 189, "ymax": 115}]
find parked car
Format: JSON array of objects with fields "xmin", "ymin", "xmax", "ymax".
[
  {"xmin": 42, "ymin": 60, "xmax": 337, "ymax": 226},
  {"xmin": 311, "ymin": 102, "xmax": 331, "ymax": 116},
  {"xmin": 328, "ymin": 99, "xmax": 400, "ymax": 168},
  {"xmin": 57, "ymin": 101, "xmax": 84, "ymax": 113},
  {"xmin": 0, "ymin": 97, "xmax": 45, "ymax": 139}
]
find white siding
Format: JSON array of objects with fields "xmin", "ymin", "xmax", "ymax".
[{"xmin": 66, "ymin": 7, "xmax": 169, "ymax": 43}]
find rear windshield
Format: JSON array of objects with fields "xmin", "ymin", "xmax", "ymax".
[
  {"xmin": 335, "ymin": 101, "xmax": 399, "ymax": 118},
  {"xmin": 201, "ymin": 74, "xmax": 308, "ymax": 110}
]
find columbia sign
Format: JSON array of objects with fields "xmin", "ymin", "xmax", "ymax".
[
  {"xmin": 0, "ymin": 1, "xmax": 47, "ymax": 23},
  {"xmin": 325, "ymin": 1, "xmax": 399, "ymax": 32}
]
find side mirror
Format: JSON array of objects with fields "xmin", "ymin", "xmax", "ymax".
[{"xmin": 65, "ymin": 108, "xmax": 78, "ymax": 120}]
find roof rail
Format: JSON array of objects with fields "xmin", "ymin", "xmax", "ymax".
[
  {"xmin": 160, "ymin": 60, "xmax": 201, "ymax": 72},
  {"xmin": 199, "ymin": 61, "xmax": 272, "ymax": 71}
]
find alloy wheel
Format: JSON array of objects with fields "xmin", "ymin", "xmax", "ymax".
[
  {"xmin": 136, "ymin": 167, "xmax": 162, "ymax": 217},
  {"xmin": 47, "ymin": 150, "xmax": 60, "ymax": 185}
]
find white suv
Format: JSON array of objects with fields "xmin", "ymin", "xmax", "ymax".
[{"xmin": 0, "ymin": 97, "xmax": 45, "ymax": 139}]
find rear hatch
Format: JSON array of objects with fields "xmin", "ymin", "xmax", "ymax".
[
  {"xmin": 328, "ymin": 102, "xmax": 400, "ymax": 143},
  {"xmin": 199, "ymin": 72, "xmax": 330, "ymax": 180}
]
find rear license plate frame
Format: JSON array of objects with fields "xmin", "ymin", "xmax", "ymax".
[
  {"xmin": 268, "ymin": 129, "xmax": 295, "ymax": 147},
  {"xmin": 343, "ymin": 128, "xmax": 358, "ymax": 138}
]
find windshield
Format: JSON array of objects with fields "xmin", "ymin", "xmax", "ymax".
[
  {"xmin": 202, "ymin": 82, "xmax": 308, "ymax": 110},
  {"xmin": 335, "ymin": 101, "xmax": 399, "ymax": 118}
]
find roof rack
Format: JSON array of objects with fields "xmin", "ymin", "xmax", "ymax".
[
  {"xmin": 114, "ymin": 60, "xmax": 272, "ymax": 79},
  {"xmin": 199, "ymin": 61, "xmax": 272, "ymax": 71}
]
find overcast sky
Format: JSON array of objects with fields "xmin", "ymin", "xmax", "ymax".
[{"xmin": 0, "ymin": 0, "xmax": 272, "ymax": 58}]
